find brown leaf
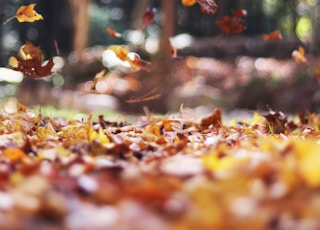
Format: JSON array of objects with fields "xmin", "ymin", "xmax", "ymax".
[
  {"xmin": 200, "ymin": 108, "xmax": 222, "ymax": 129},
  {"xmin": 9, "ymin": 56, "xmax": 54, "ymax": 78},
  {"xmin": 9, "ymin": 41, "xmax": 54, "ymax": 78}
]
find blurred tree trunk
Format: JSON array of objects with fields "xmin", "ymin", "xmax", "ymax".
[
  {"xmin": 312, "ymin": 0, "xmax": 320, "ymax": 54},
  {"xmin": 152, "ymin": 0, "xmax": 176, "ymax": 112},
  {"xmin": 69, "ymin": 0, "xmax": 90, "ymax": 56},
  {"xmin": 131, "ymin": 0, "xmax": 150, "ymax": 30}
]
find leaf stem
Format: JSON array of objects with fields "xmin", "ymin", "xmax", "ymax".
[{"xmin": 3, "ymin": 16, "xmax": 16, "ymax": 25}]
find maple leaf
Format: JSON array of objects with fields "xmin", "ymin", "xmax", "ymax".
[
  {"xmin": 9, "ymin": 41, "xmax": 54, "ymax": 78},
  {"xmin": 263, "ymin": 30, "xmax": 282, "ymax": 41},
  {"xmin": 292, "ymin": 46, "xmax": 307, "ymax": 64},
  {"xmin": 106, "ymin": 28, "xmax": 122, "ymax": 38},
  {"xmin": 3, "ymin": 3, "xmax": 43, "ymax": 25},
  {"xmin": 197, "ymin": 0, "xmax": 218, "ymax": 14}
]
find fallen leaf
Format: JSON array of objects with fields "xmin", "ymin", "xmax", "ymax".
[
  {"xmin": 200, "ymin": 108, "xmax": 222, "ymax": 129},
  {"xmin": 3, "ymin": 148, "xmax": 26, "ymax": 163}
]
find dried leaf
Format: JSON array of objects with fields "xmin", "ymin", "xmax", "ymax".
[
  {"xmin": 143, "ymin": 7, "xmax": 156, "ymax": 26},
  {"xmin": 197, "ymin": 0, "xmax": 218, "ymax": 14},
  {"xmin": 263, "ymin": 30, "xmax": 282, "ymax": 41},
  {"xmin": 9, "ymin": 56, "xmax": 54, "ymax": 78},
  {"xmin": 3, "ymin": 148, "xmax": 26, "ymax": 163},
  {"xmin": 292, "ymin": 46, "xmax": 307, "ymax": 64},
  {"xmin": 216, "ymin": 16, "xmax": 245, "ymax": 34},
  {"xmin": 106, "ymin": 28, "xmax": 122, "ymax": 38},
  {"xmin": 200, "ymin": 108, "xmax": 222, "ymax": 129},
  {"xmin": 9, "ymin": 41, "xmax": 54, "ymax": 78},
  {"xmin": 232, "ymin": 9, "xmax": 247, "ymax": 18},
  {"xmin": 182, "ymin": 0, "xmax": 197, "ymax": 7}
]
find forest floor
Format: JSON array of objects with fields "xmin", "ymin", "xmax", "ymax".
[{"xmin": 3, "ymin": 37, "xmax": 320, "ymax": 229}]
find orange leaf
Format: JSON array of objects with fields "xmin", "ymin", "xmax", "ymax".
[
  {"xmin": 182, "ymin": 0, "xmax": 197, "ymax": 6},
  {"xmin": 263, "ymin": 30, "xmax": 282, "ymax": 41},
  {"xmin": 3, "ymin": 148, "xmax": 26, "ymax": 163},
  {"xmin": 197, "ymin": 0, "xmax": 218, "ymax": 14},
  {"xmin": 292, "ymin": 46, "xmax": 307, "ymax": 64},
  {"xmin": 106, "ymin": 28, "xmax": 122, "ymax": 38},
  {"xmin": 16, "ymin": 4, "xmax": 43, "ymax": 23}
]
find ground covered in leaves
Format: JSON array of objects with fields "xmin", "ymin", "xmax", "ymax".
[{"xmin": 1, "ymin": 102, "xmax": 320, "ymax": 230}]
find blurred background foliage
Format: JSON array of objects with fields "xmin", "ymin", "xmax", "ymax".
[
  {"xmin": 1, "ymin": 0, "xmax": 319, "ymax": 62},
  {"xmin": 0, "ymin": 0, "xmax": 320, "ymax": 113}
]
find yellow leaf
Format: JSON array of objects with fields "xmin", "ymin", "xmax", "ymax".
[
  {"xmin": 294, "ymin": 140, "xmax": 320, "ymax": 187},
  {"xmin": 203, "ymin": 154, "xmax": 235, "ymax": 172},
  {"xmin": 97, "ymin": 128, "xmax": 110, "ymax": 144},
  {"xmin": 16, "ymin": 4, "xmax": 43, "ymax": 23},
  {"xmin": 107, "ymin": 45, "xmax": 129, "ymax": 62}
]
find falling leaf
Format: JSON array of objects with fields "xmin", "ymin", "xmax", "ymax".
[
  {"xmin": 106, "ymin": 28, "xmax": 122, "ymax": 38},
  {"xmin": 107, "ymin": 45, "xmax": 150, "ymax": 71},
  {"xmin": 9, "ymin": 41, "xmax": 54, "ymax": 78},
  {"xmin": 263, "ymin": 30, "xmax": 282, "ymax": 41},
  {"xmin": 197, "ymin": 0, "xmax": 218, "ymax": 14},
  {"xmin": 107, "ymin": 45, "xmax": 129, "ymax": 62},
  {"xmin": 3, "ymin": 3, "xmax": 43, "ymax": 25},
  {"xmin": 143, "ymin": 7, "xmax": 156, "ymax": 26},
  {"xmin": 232, "ymin": 9, "xmax": 247, "ymax": 18},
  {"xmin": 169, "ymin": 39, "xmax": 178, "ymax": 58},
  {"xmin": 182, "ymin": 0, "xmax": 197, "ymax": 6},
  {"xmin": 216, "ymin": 16, "xmax": 245, "ymax": 34},
  {"xmin": 292, "ymin": 46, "xmax": 307, "ymax": 64}
]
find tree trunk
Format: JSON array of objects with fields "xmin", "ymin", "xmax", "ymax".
[
  {"xmin": 69, "ymin": 0, "xmax": 90, "ymax": 56},
  {"xmin": 312, "ymin": 0, "xmax": 320, "ymax": 54}
]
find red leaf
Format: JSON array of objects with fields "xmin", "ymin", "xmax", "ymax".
[{"xmin": 143, "ymin": 8, "xmax": 156, "ymax": 26}]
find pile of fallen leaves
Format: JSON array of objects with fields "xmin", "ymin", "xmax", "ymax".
[{"xmin": 1, "ymin": 103, "xmax": 320, "ymax": 229}]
